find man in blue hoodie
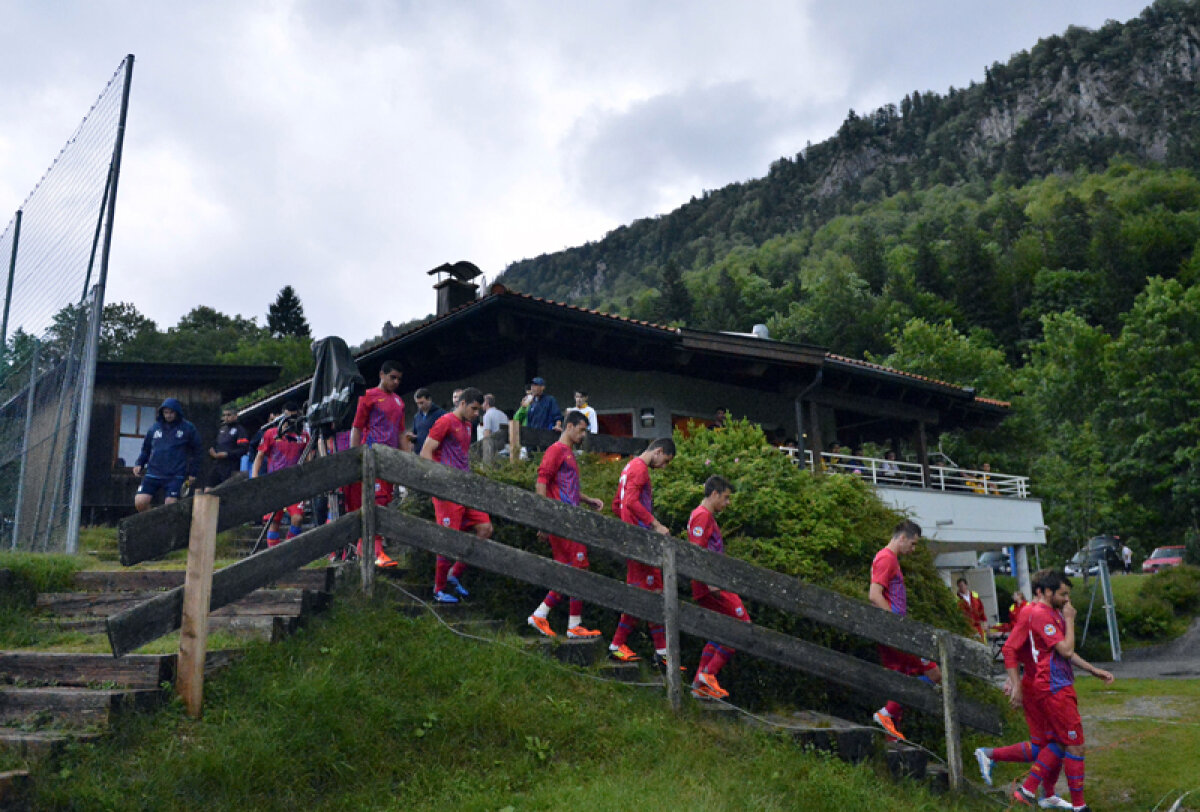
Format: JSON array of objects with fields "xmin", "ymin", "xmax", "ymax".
[{"xmin": 133, "ymin": 397, "xmax": 202, "ymax": 512}]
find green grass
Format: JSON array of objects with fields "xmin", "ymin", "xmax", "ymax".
[{"xmin": 14, "ymin": 590, "xmax": 997, "ymax": 811}]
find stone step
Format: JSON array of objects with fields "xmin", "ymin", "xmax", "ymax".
[
  {"xmin": 71, "ymin": 566, "xmax": 338, "ymax": 593},
  {"xmin": 522, "ymin": 636, "xmax": 603, "ymax": 667},
  {"xmin": 0, "ymin": 650, "xmax": 241, "ymax": 689},
  {"xmin": 0, "ymin": 729, "xmax": 103, "ymax": 758},
  {"xmin": 886, "ymin": 740, "xmax": 928, "ymax": 781},
  {"xmin": 0, "ymin": 769, "xmax": 30, "ymax": 808},
  {"xmin": 742, "ymin": 710, "xmax": 878, "ymax": 764},
  {"xmin": 595, "ymin": 661, "xmax": 644, "ymax": 683},
  {"xmin": 447, "ymin": 618, "xmax": 504, "ymax": 634},
  {"xmin": 0, "ymin": 686, "xmax": 164, "ymax": 729}
]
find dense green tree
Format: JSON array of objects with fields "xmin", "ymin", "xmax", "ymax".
[
  {"xmin": 267, "ymin": 285, "xmax": 311, "ymax": 338},
  {"xmin": 654, "ymin": 259, "xmax": 692, "ymax": 324}
]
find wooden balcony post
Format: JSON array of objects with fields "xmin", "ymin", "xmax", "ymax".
[
  {"xmin": 661, "ymin": 541, "xmax": 682, "ymax": 712},
  {"xmin": 177, "ymin": 493, "xmax": 219, "ymax": 719}
]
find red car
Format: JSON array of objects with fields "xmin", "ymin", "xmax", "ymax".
[{"xmin": 1142, "ymin": 545, "xmax": 1185, "ymax": 574}]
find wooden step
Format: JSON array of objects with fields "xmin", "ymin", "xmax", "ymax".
[
  {"xmin": 0, "ymin": 650, "xmax": 242, "ymax": 689},
  {"xmin": 742, "ymin": 710, "xmax": 878, "ymax": 763},
  {"xmin": 0, "ymin": 729, "xmax": 102, "ymax": 758},
  {"xmin": 595, "ymin": 661, "xmax": 643, "ymax": 683},
  {"xmin": 71, "ymin": 566, "xmax": 338, "ymax": 593},
  {"xmin": 0, "ymin": 769, "xmax": 30, "ymax": 808},
  {"xmin": 0, "ymin": 686, "xmax": 164, "ymax": 728},
  {"xmin": 886, "ymin": 740, "xmax": 928, "ymax": 780},
  {"xmin": 36, "ymin": 588, "xmax": 327, "ymax": 619}
]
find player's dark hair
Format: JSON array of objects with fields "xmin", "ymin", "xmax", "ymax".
[
  {"xmin": 956, "ymin": 577, "xmax": 968, "ymax": 587},
  {"xmin": 575, "ymin": 390, "xmax": 588, "ymax": 398},
  {"xmin": 1033, "ymin": 569, "xmax": 1072, "ymax": 595},
  {"xmin": 704, "ymin": 475, "xmax": 733, "ymax": 497},
  {"xmin": 458, "ymin": 387, "xmax": 484, "ymax": 406},
  {"xmin": 892, "ymin": 519, "xmax": 922, "ymax": 540},
  {"xmin": 564, "ymin": 410, "xmax": 588, "ymax": 428},
  {"xmin": 483, "ymin": 393, "xmax": 496, "ymax": 407},
  {"xmin": 380, "ymin": 360, "xmax": 402, "ymax": 376},
  {"xmin": 414, "ymin": 387, "xmax": 432, "ymax": 399},
  {"xmin": 283, "ymin": 401, "xmax": 299, "ymax": 413},
  {"xmin": 647, "ymin": 437, "xmax": 676, "ymax": 456}
]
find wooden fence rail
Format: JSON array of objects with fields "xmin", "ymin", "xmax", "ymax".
[
  {"xmin": 378, "ymin": 510, "xmax": 1001, "ymax": 734},
  {"xmin": 117, "ymin": 446, "xmax": 364, "ymax": 566},
  {"xmin": 372, "ymin": 446, "xmax": 996, "ymax": 680}
]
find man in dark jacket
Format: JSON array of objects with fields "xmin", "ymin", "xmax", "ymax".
[
  {"xmin": 203, "ymin": 407, "xmax": 250, "ymax": 492},
  {"xmin": 133, "ymin": 397, "xmax": 202, "ymax": 512},
  {"xmin": 408, "ymin": 387, "xmax": 446, "ymax": 454},
  {"xmin": 526, "ymin": 377, "xmax": 562, "ymax": 431}
]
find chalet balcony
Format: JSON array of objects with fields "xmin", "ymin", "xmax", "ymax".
[{"xmin": 779, "ymin": 450, "xmax": 1030, "ymax": 499}]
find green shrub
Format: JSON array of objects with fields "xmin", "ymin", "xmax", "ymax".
[
  {"xmin": 1117, "ymin": 593, "xmax": 1176, "ymax": 639},
  {"xmin": 1140, "ymin": 564, "xmax": 1200, "ymax": 614}
]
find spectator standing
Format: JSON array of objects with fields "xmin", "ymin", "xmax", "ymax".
[
  {"xmin": 572, "ymin": 391, "xmax": 599, "ymax": 433},
  {"xmin": 1120, "ymin": 543, "xmax": 1133, "ymax": 575},
  {"xmin": 347, "ymin": 361, "xmax": 410, "ymax": 568},
  {"xmin": 421, "ymin": 388, "xmax": 493, "ymax": 603},
  {"xmin": 133, "ymin": 398, "xmax": 202, "ymax": 512},
  {"xmin": 203, "ymin": 407, "xmax": 249, "ymax": 492},
  {"xmin": 868, "ymin": 520, "xmax": 942, "ymax": 741},
  {"xmin": 607, "ymin": 438, "xmax": 676, "ymax": 666},
  {"xmin": 410, "ymin": 388, "xmax": 446, "ymax": 454},
  {"xmin": 525, "ymin": 411, "xmax": 605, "ymax": 639},
  {"xmin": 881, "ymin": 449, "xmax": 901, "ymax": 484},
  {"xmin": 478, "ymin": 393, "xmax": 509, "ymax": 441},
  {"xmin": 525, "ymin": 377, "xmax": 562, "ymax": 431},
  {"xmin": 712, "ymin": 408, "xmax": 727, "ymax": 429},
  {"xmin": 956, "ymin": 577, "xmax": 988, "ymax": 643},
  {"xmin": 688, "ymin": 475, "xmax": 751, "ymax": 701}
]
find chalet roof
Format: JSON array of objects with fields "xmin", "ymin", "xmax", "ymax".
[
  {"xmin": 239, "ymin": 288, "xmax": 1009, "ymax": 435},
  {"xmin": 96, "ymin": 361, "xmax": 282, "ymax": 405}
]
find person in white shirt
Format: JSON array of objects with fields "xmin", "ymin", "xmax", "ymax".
[
  {"xmin": 478, "ymin": 393, "xmax": 509, "ymax": 441},
  {"xmin": 572, "ymin": 390, "xmax": 599, "ymax": 434}
]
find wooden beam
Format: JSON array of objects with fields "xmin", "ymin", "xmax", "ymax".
[
  {"xmin": 177, "ymin": 493, "xmax": 218, "ymax": 718},
  {"xmin": 118, "ymin": 446, "xmax": 364, "ymax": 565},
  {"xmin": 662, "ymin": 543, "xmax": 682, "ymax": 712},
  {"xmin": 808, "ymin": 387, "xmax": 939, "ymax": 425},
  {"xmin": 377, "ymin": 510, "xmax": 1001, "ymax": 734},
  {"xmin": 371, "ymin": 446, "xmax": 995, "ymax": 679},
  {"xmin": 107, "ymin": 512, "xmax": 360, "ymax": 657},
  {"xmin": 938, "ymin": 631, "xmax": 964, "ymax": 790}
]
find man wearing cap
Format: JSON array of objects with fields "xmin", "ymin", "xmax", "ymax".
[{"xmin": 526, "ymin": 377, "xmax": 563, "ymax": 431}]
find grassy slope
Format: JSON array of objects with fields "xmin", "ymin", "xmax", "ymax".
[{"xmin": 15, "ymin": 590, "xmax": 996, "ymax": 812}]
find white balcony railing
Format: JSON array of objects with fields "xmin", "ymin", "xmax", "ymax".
[{"xmin": 777, "ymin": 448, "xmax": 1030, "ymax": 499}]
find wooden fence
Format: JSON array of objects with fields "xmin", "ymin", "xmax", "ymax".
[{"xmin": 111, "ymin": 442, "xmax": 1002, "ymax": 789}]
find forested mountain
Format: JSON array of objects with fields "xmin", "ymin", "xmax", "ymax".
[
  {"xmin": 497, "ymin": 0, "xmax": 1200, "ymax": 316},
  {"xmin": 496, "ymin": 0, "xmax": 1200, "ymax": 561}
]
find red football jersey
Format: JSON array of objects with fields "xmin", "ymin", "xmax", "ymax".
[
  {"xmin": 1026, "ymin": 601, "xmax": 1075, "ymax": 694},
  {"xmin": 428, "ymin": 413, "xmax": 472, "ymax": 471},
  {"xmin": 538, "ymin": 441, "xmax": 581, "ymax": 506},
  {"xmin": 352, "ymin": 386, "xmax": 406, "ymax": 448},
  {"xmin": 870, "ymin": 547, "xmax": 907, "ymax": 616},
  {"xmin": 612, "ymin": 457, "xmax": 654, "ymax": 528}
]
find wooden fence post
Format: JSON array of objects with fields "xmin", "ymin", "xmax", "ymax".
[
  {"xmin": 661, "ymin": 541, "xmax": 682, "ymax": 712},
  {"xmin": 937, "ymin": 631, "xmax": 963, "ymax": 791},
  {"xmin": 361, "ymin": 446, "xmax": 377, "ymax": 596},
  {"xmin": 177, "ymin": 493, "xmax": 219, "ymax": 719}
]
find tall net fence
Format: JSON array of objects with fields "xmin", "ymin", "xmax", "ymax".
[{"xmin": 0, "ymin": 55, "xmax": 133, "ymax": 552}]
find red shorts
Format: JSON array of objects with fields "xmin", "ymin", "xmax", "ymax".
[
  {"xmin": 344, "ymin": 479, "xmax": 394, "ymax": 512},
  {"xmin": 626, "ymin": 559, "xmax": 663, "ymax": 592},
  {"xmin": 1031, "ymin": 687, "xmax": 1084, "ymax": 747},
  {"xmin": 264, "ymin": 503, "xmax": 304, "ymax": 525},
  {"xmin": 878, "ymin": 645, "xmax": 937, "ymax": 676},
  {"xmin": 1020, "ymin": 678, "xmax": 1048, "ymax": 747},
  {"xmin": 433, "ymin": 497, "xmax": 490, "ymax": 532},
  {"xmin": 548, "ymin": 534, "xmax": 589, "ymax": 569},
  {"xmin": 696, "ymin": 589, "xmax": 751, "ymax": 623}
]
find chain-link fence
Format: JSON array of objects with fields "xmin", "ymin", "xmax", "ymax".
[{"xmin": 0, "ymin": 55, "xmax": 133, "ymax": 552}]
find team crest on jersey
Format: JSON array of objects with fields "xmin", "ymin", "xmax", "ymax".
[
  {"xmin": 575, "ymin": 552, "xmax": 585, "ymax": 563},
  {"xmin": 1044, "ymin": 624, "xmax": 1057, "ymax": 636},
  {"xmin": 692, "ymin": 526, "xmax": 703, "ymax": 536},
  {"xmin": 1068, "ymin": 730, "xmax": 1077, "ymax": 740},
  {"xmin": 176, "ymin": 430, "xmax": 183, "ymax": 438},
  {"xmin": 442, "ymin": 517, "xmax": 451, "ymax": 527},
  {"xmin": 735, "ymin": 607, "xmax": 745, "ymax": 617}
]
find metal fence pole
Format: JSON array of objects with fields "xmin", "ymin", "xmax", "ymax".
[
  {"xmin": 11, "ymin": 339, "xmax": 39, "ymax": 550},
  {"xmin": 1, "ymin": 209, "xmax": 21, "ymax": 354},
  {"xmin": 65, "ymin": 285, "xmax": 103, "ymax": 553}
]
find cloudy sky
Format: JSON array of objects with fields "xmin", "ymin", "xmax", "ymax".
[{"xmin": 0, "ymin": 0, "xmax": 1151, "ymax": 344}]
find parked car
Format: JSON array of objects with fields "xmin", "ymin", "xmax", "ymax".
[
  {"xmin": 978, "ymin": 550, "xmax": 1010, "ymax": 575},
  {"xmin": 1142, "ymin": 545, "xmax": 1185, "ymax": 574},
  {"xmin": 1065, "ymin": 543, "xmax": 1123, "ymax": 577}
]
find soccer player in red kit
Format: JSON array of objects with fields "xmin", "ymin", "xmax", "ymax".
[
  {"xmin": 251, "ymin": 415, "xmax": 311, "ymax": 547},
  {"xmin": 607, "ymin": 437, "xmax": 675, "ymax": 665},
  {"xmin": 526, "ymin": 411, "xmax": 606, "ymax": 639},
  {"xmin": 347, "ymin": 361, "xmax": 412, "ymax": 568},
  {"xmin": 868, "ymin": 519, "xmax": 941, "ymax": 741},
  {"xmin": 1012, "ymin": 570, "xmax": 1113, "ymax": 811},
  {"xmin": 973, "ymin": 570, "xmax": 1070, "ymax": 808},
  {"xmin": 687, "ymin": 475, "xmax": 751, "ymax": 701},
  {"xmin": 420, "ymin": 387, "xmax": 492, "ymax": 603}
]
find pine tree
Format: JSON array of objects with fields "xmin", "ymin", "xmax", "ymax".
[
  {"xmin": 655, "ymin": 259, "xmax": 693, "ymax": 324},
  {"xmin": 267, "ymin": 285, "xmax": 311, "ymax": 338}
]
